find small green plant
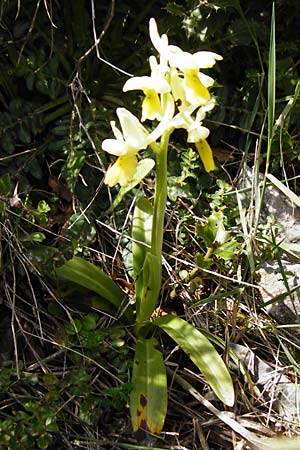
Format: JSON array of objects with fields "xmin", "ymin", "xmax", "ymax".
[
  {"xmin": 55, "ymin": 18, "xmax": 234, "ymax": 433},
  {"xmin": 196, "ymin": 209, "xmax": 240, "ymax": 268}
]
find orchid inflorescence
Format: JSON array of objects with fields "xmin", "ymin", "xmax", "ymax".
[{"xmin": 102, "ymin": 18, "xmax": 222, "ymax": 187}]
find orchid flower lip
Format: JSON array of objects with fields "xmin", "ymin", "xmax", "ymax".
[
  {"xmin": 104, "ymin": 154, "xmax": 138, "ymax": 187},
  {"xmin": 141, "ymin": 90, "xmax": 163, "ymax": 122}
]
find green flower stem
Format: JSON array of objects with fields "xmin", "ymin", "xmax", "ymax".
[
  {"xmin": 134, "ymin": 131, "xmax": 170, "ymax": 336},
  {"xmin": 151, "ymin": 131, "xmax": 170, "ymax": 260}
]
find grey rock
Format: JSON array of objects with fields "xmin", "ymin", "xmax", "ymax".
[
  {"xmin": 231, "ymin": 344, "xmax": 300, "ymax": 422},
  {"xmin": 274, "ymin": 383, "xmax": 300, "ymax": 422},
  {"xmin": 239, "ymin": 166, "xmax": 300, "ymax": 245},
  {"xmin": 262, "ymin": 178, "xmax": 300, "ymax": 244},
  {"xmin": 256, "ymin": 260, "xmax": 300, "ymax": 325},
  {"xmin": 239, "ymin": 167, "xmax": 300, "ymax": 324}
]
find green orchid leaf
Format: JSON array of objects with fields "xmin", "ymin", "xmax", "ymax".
[
  {"xmin": 105, "ymin": 158, "xmax": 155, "ymax": 214},
  {"xmin": 55, "ymin": 256, "xmax": 133, "ymax": 322},
  {"xmin": 132, "ymin": 196, "xmax": 154, "ymax": 317},
  {"xmin": 132, "ymin": 196, "xmax": 153, "ymax": 279},
  {"xmin": 154, "ymin": 314, "xmax": 234, "ymax": 407},
  {"xmin": 137, "ymin": 252, "xmax": 161, "ymax": 323},
  {"xmin": 130, "ymin": 337, "xmax": 167, "ymax": 433}
]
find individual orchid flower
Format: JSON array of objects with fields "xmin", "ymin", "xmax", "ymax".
[
  {"xmin": 171, "ymin": 98, "xmax": 215, "ymax": 142},
  {"xmin": 168, "ymin": 49, "xmax": 222, "ymax": 107},
  {"xmin": 170, "ymin": 101, "xmax": 216, "ymax": 172},
  {"xmin": 171, "ymin": 108, "xmax": 208, "ymax": 142},
  {"xmin": 123, "ymin": 56, "xmax": 170, "ymax": 122},
  {"xmin": 102, "ymin": 108, "xmax": 150, "ymax": 187}
]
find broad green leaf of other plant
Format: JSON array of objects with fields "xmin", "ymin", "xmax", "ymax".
[
  {"xmin": 130, "ymin": 337, "xmax": 167, "ymax": 433},
  {"xmin": 154, "ymin": 314, "xmax": 234, "ymax": 407},
  {"xmin": 55, "ymin": 256, "xmax": 133, "ymax": 322}
]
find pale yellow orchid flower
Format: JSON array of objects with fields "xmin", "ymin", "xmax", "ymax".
[
  {"xmin": 149, "ymin": 17, "xmax": 222, "ymax": 72},
  {"xmin": 169, "ymin": 100, "xmax": 216, "ymax": 172},
  {"xmin": 104, "ymin": 154, "xmax": 138, "ymax": 187},
  {"xmin": 123, "ymin": 56, "xmax": 170, "ymax": 122},
  {"xmin": 102, "ymin": 108, "xmax": 149, "ymax": 187},
  {"xmin": 168, "ymin": 50, "xmax": 222, "ymax": 107},
  {"xmin": 171, "ymin": 99, "xmax": 215, "ymax": 142}
]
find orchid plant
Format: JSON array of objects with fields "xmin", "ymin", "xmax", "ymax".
[{"xmin": 56, "ymin": 19, "xmax": 234, "ymax": 434}]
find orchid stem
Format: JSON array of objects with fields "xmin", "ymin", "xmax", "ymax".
[{"xmin": 150, "ymin": 131, "xmax": 169, "ymax": 286}]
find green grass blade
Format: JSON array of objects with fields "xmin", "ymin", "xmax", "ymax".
[
  {"xmin": 267, "ymin": 2, "xmax": 276, "ymax": 144},
  {"xmin": 274, "ymin": 79, "xmax": 300, "ymax": 132},
  {"xmin": 267, "ymin": 173, "xmax": 300, "ymax": 207},
  {"xmin": 255, "ymin": 3, "xmax": 276, "ymax": 230},
  {"xmin": 235, "ymin": 188, "xmax": 255, "ymax": 273},
  {"xmin": 130, "ymin": 337, "xmax": 167, "ymax": 433},
  {"xmin": 154, "ymin": 315, "xmax": 234, "ymax": 407}
]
